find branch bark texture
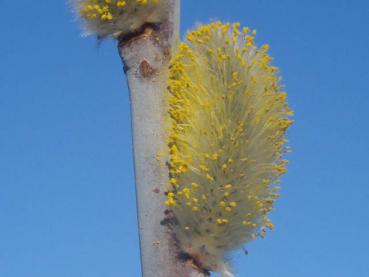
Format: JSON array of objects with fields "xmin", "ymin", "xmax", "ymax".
[{"xmin": 118, "ymin": 1, "xmax": 207, "ymax": 276}]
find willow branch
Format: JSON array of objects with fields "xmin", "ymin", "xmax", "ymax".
[{"xmin": 117, "ymin": 1, "xmax": 207, "ymax": 276}]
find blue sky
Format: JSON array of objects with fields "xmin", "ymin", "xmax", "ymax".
[{"xmin": 1, "ymin": 1, "xmax": 369, "ymax": 276}]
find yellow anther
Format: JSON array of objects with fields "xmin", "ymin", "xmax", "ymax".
[
  {"xmin": 191, "ymin": 182, "xmax": 199, "ymax": 188},
  {"xmin": 219, "ymin": 201, "xmax": 226, "ymax": 207},
  {"xmin": 216, "ymin": 218, "xmax": 229, "ymax": 225},
  {"xmin": 224, "ymin": 184, "xmax": 233, "ymax": 190}
]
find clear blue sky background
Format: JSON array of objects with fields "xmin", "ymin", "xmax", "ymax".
[{"xmin": 1, "ymin": 1, "xmax": 368, "ymax": 276}]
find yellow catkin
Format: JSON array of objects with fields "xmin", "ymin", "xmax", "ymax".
[
  {"xmin": 165, "ymin": 21, "xmax": 293, "ymax": 274},
  {"xmin": 74, "ymin": 0, "xmax": 161, "ymax": 37}
]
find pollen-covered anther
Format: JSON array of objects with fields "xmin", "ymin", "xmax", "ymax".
[{"xmin": 217, "ymin": 218, "xmax": 229, "ymax": 225}]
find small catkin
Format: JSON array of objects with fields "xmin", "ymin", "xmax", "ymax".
[
  {"xmin": 165, "ymin": 22, "xmax": 293, "ymax": 276},
  {"xmin": 73, "ymin": 0, "xmax": 163, "ymax": 38}
]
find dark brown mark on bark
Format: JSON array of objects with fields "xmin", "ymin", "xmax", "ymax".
[{"xmin": 139, "ymin": 60, "xmax": 155, "ymax": 77}]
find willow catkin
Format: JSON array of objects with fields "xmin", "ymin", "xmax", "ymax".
[
  {"xmin": 73, "ymin": 0, "xmax": 163, "ymax": 37},
  {"xmin": 165, "ymin": 22, "xmax": 293, "ymax": 276}
]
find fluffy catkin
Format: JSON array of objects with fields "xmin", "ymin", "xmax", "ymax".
[
  {"xmin": 165, "ymin": 22, "xmax": 293, "ymax": 276},
  {"xmin": 73, "ymin": 0, "xmax": 163, "ymax": 38}
]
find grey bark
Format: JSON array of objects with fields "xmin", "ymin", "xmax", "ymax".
[{"xmin": 118, "ymin": 1, "xmax": 207, "ymax": 276}]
